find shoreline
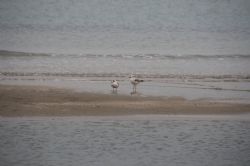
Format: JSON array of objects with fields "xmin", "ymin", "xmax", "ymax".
[{"xmin": 0, "ymin": 84, "xmax": 249, "ymax": 117}]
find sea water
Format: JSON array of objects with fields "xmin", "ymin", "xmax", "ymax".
[
  {"xmin": 0, "ymin": 0, "xmax": 250, "ymax": 55},
  {"xmin": 0, "ymin": 116, "xmax": 250, "ymax": 166}
]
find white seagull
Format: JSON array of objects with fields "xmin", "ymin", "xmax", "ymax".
[
  {"xmin": 111, "ymin": 80, "xmax": 119, "ymax": 92},
  {"xmin": 129, "ymin": 74, "xmax": 144, "ymax": 93}
]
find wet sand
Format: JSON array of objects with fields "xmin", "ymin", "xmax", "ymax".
[{"xmin": 0, "ymin": 85, "xmax": 249, "ymax": 117}]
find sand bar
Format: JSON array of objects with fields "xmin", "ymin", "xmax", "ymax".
[{"xmin": 0, "ymin": 85, "xmax": 249, "ymax": 117}]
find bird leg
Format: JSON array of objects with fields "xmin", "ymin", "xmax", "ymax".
[{"xmin": 133, "ymin": 85, "xmax": 136, "ymax": 93}]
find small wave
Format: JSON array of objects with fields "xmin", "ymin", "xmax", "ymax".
[
  {"xmin": 1, "ymin": 50, "xmax": 250, "ymax": 60},
  {"xmin": 1, "ymin": 72, "xmax": 250, "ymax": 82},
  {"xmin": 0, "ymin": 50, "xmax": 51, "ymax": 57}
]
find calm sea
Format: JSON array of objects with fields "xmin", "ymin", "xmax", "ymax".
[
  {"xmin": 0, "ymin": 0, "xmax": 250, "ymax": 55},
  {"xmin": 0, "ymin": 116, "xmax": 250, "ymax": 166}
]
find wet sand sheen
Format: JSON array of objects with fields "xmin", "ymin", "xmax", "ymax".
[{"xmin": 0, "ymin": 85, "xmax": 249, "ymax": 117}]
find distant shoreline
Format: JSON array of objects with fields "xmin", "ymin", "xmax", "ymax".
[{"xmin": 0, "ymin": 84, "xmax": 249, "ymax": 117}]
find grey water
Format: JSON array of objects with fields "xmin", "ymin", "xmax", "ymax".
[
  {"xmin": 0, "ymin": 116, "xmax": 250, "ymax": 166},
  {"xmin": 0, "ymin": 0, "xmax": 250, "ymax": 55}
]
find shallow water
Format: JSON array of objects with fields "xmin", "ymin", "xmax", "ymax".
[
  {"xmin": 0, "ymin": 116, "xmax": 250, "ymax": 166},
  {"xmin": 1, "ymin": 79, "xmax": 250, "ymax": 103}
]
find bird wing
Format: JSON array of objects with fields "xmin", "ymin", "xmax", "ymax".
[{"xmin": 135, "ymin": 79, "xmax": 143, "ymax": 82}]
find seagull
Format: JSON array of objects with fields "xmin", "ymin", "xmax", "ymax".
[
  {"xmin": 111, "ymin": 80, "xmax": 119, "ymax": 92},
  {"xmin": 129, "ymin": 74, "xmax": 144, "ymax": 93}
]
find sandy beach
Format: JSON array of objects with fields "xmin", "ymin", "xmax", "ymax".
[{"xmin": 0, "ymin": 84, "xmax": 249, "ymax": 117}]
